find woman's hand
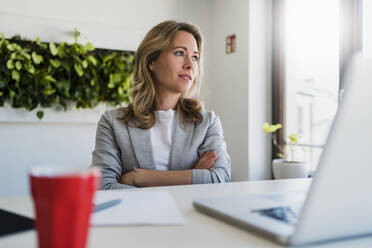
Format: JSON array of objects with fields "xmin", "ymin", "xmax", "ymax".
[
  {"xmin": 120, "ymin": 170, "xmax": 136, "ymax": 186},
  {"xmin": 194, "ymin": 151, "xmax": 217, "ymax": 170},
  {"xmin": 120, "ymin": 168, "xmax": 147, "ymax": 186}
]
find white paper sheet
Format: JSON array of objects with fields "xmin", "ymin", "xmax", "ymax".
[{"xmin": 90, "ymin": 190, "xmax": 185, "ymax": 226}]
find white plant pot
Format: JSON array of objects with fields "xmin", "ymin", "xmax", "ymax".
[{"xmin": 272, "ymin": 159, "xmax": 310, "ymax": 179}]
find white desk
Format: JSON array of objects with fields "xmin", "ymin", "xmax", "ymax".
[{"xmin": 1, "ymin": 179, "xmax": 372, "ymax": 247}]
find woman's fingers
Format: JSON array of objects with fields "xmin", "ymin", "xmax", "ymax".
[
  {"xmin": 195, "ymin": 151, "xmax": 218, "ymax": 169},
  {"xmin": 198, "ymin": 151, "xmax": 212, "ymax": 164},
  {"xmin": 203, "ymin": 153, "xmax": 217, "ymax": 169},
  {"xmin": 197, "ymin": 152, "xmax": 213, "ymax": 166}
]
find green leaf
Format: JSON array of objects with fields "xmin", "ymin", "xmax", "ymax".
[
  {"xmin": 61, "ymin": 79, "xmax": 69, "ymax": 88},
  {"xmin": 72, "ymin": 54, "xmax": 82, "ymax": 63},
  {"xmin": 11, "ymin": 70, "xmax": 20, "ymax": 81},
  {"xmin": 20, "ymin": 51, "xmax": 31, "ymax": 60},
  {"xmin": 36, "ymin": 111, "xmax": 44, "ymax": 120},
  {"xmin": 7, "ymin": 44, "xmax": 15, "ymax": 51},
  {"xmin": 87, "ymin": 55, "xmax": 97, "ymax": 66},
  {"xmin": 118, "ymin": 86, "xmax": 123, "ymax": 96},
  {"xmin": 9, "ymin": 90, "xmax": 15, "ymax": 102},
  {"xmin": 10, "ymin": 52, "xmax": 17, "ymax": 60},
  {"xmin": 108, "ymin": 74, "xmax": 116, "ymax": 89},
  {"xmin": 35, "ymin": 37, "xmax": 47, "ymax": 49},
  {"xmin": 74, "ymin": 64, "xmax": 84, "ymax": 77},
  {"xmin": 7, "ymin": 60, "xmax": 14, "ymax": 69},
  {"xmin": 60, "ymin": 79, "xmax": 70, "ymax": 97},
  {"xmin": 43, "ymin": 88, "xmax": 56, "ymax": 95},
  {"xmin": 90, "ymin": 78, "xmax": 97, "ymax": 86},
  {"xmin": 82, "ymin": 60, "xmax": 88, "ymax": 69},
  {"xmin": 49, "ymin": 42, "xmax": 58, "ymax": 56},
  {"xmin": 57, "ymin": 45, "xmax": 66, "ymax": 58},
  {"xmin": 103, "ymin": 53, "xmax": 116, "ymax": 63},
  {"xmin": 44, "ymin": 75, "xmax": 57, "ymax": 83},
  {"xmin": 85, "ymin": 42, "xmax": 94, "ymax": 51},
  {"xmin": 262, "ymin": 122, "xmax": 282, "ymax": 134},
  {"xmin": 125, "ymin": 79, "xmax": 131, "ymax": 90},
  {"xmin": 289, "ymin": 133, "xmax": 299, "ymax": 145},
  {"xmin": 61, "ymin": 61, "xmax": 71, "ymax": 72},
  {"xmin": 25, "ymin": 64, "xmax": 35, "ymax": 74},
  {"xmin": 73, "ymin": 28, "xmax": 81, "ymax": 43},
  {"xmin": 111, "ymin": 73, "xmax": 122, "ymax": 84},
  {"xmin": 0, "ymin": 91, "xmax": 3, "ymax": 96},
  {"xmin": 15, "ymin": 61, "xmax": 22, "ymax": 71},
  {"xmin": 13, "ymin": 44, "xmax": 22, "ymax": 51},
  {"xmin": 32, "ymin": 51, "xmax": 43, "ymax": 64},
  {"xmin": 50, "ymin": 59, "xmax": 61, "ymax": 68}
]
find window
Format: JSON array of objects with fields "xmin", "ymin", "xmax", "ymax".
[{"xmin": 284, "ymin": 0, "xmax": 340, "ymax": 171}]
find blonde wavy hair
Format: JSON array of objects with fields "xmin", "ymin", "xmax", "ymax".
[{"xmin": 122, "ymin": 20, "xmax": 203, "ymax": 129}]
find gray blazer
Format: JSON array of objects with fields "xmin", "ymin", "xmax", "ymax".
[{"xmin": 91, "ymin": 108, "xmax": 231, "ymax": 190}]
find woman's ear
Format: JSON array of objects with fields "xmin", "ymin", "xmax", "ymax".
[{"xmin": 149, "ymin": 62, "xmax": 154, "ymax": 71}]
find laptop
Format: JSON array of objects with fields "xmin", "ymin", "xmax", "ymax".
[{"xmin": 193, "ymin": 54, "xmax": 372, "ymax": 246}]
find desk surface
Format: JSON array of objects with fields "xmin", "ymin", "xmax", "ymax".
[{"xmin": 1, "ymin": 179, "xmax": 372, "ymax": 248}]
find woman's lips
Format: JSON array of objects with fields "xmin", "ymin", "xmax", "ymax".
[{"xmin": 178, "ymin": 74, "xmax": 192, "ymax": 81}]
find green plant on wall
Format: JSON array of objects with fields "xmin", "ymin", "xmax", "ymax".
[{"xmin": 0, "ymin": 29, "xmax": 134, "ymax": 119}]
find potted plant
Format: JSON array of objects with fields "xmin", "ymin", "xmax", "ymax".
[{"xmin": 263, "ymin": 122, "xmax": 309, "ymax": 179}]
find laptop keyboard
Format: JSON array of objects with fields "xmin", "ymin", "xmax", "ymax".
[{"xmin": 251, "ymin": 206, "xmax": 301, "ymax": 225}]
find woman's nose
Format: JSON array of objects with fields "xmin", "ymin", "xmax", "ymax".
[
  {"xmin": 184, "ymin": 64, "xmax": 192, "ymax": 70},
  {"xmin": 183, "ymin": 57, "xmax": 193, "ymax": 70}
]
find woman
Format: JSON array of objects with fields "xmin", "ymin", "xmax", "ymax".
[{"xmin": 92, "ymin": 20, "xmax": 231, "ymax": 189}]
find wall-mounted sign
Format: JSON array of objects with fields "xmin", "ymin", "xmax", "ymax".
[{"xmin": 226, "ymin": 34, "xmax": 236, "ymax": 54}]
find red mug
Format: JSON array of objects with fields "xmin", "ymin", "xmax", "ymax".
[{"xmin": 30, "ymin": 167, "xmax": 101, "ymax": 248}]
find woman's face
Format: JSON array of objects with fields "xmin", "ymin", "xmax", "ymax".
[{"xmin": 150, "ymin": 31, "xmax": 199, "ymax": 96}]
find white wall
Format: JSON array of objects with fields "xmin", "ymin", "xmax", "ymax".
[
  {"xmin": 0, "ymin": 0, "xmax": 273, "ymax": 196},
  {"xmin": 248, "ymin": 0, "xmax": 272, "ymax": 180},
  {"xmin": 0, "ymin": 0, "xmax": 183, "ymax": 50},
  {"xmin": 202, "ymin": 0, "xmax": 272, "ymax": 181},
  {"xmin": 202, "ymin": 0, "xmax": 250, "ymax": 181},
  {"xmin": 0, "ymin": 123, "xmax": 97, "ymax": 195}
]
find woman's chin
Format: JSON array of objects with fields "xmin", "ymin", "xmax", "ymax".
[{"xmin": 174, "ymin": 85, "xmax": 190, "ymax": 94}]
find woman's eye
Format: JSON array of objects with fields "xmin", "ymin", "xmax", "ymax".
[
  {"xmin": 192, "ymin": 56, "xmax": 199, "ymax": 61},
  {"xmin": 175, "ymin": 51, "xmax": 184, "ymax": 56}
]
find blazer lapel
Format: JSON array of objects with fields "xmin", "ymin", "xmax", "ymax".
[
  {"xmin": 128, "ymin": 125, "xmax": 156, "ymax": 170},
  {"xmin": 169, "ymin": 111, "xmax": 194, "ymax": 170}
]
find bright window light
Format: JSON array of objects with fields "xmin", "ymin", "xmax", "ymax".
[{"xmin": 285, "ymin": 0, "xmax": 340, "ymax": 170}]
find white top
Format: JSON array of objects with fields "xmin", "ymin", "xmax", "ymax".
[{"xmin": 151, "ymin": 109, "xmax": 176, "ymax": 171}]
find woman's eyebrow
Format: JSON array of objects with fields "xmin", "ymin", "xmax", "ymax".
[{"xmin": 173, "ymin": 46, "xmax": 199, "ymax": 54}]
